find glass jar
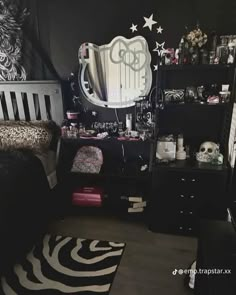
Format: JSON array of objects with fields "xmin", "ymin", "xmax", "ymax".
[
  {"xmin": 79, "ymin": 123, "xmax": 85, "ymax": 134},
  {"xmin": 191, "ymin": 48, "xmax": 200, "ymax": 64},
  {"xmin": 209, "ymin": 51, "xmax": 216, "ymax": 64},
  {"xmin": 70, "ymin": 123, "xmax": 78, "ymax": 138}
]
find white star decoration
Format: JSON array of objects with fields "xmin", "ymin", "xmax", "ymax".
[
  {"xmin": 157, "ymin": 26, "xmax": 163, "ymax": 34},
  {"xmin": 143, "ymin": 14, "xmax": 157, "ymax": 31},
  {"xmin": 153, "ymin": 65, "xmax": 158, "ymax": 71},
  {"xmin": 153, "ymin": 41, "xmax": 166, "ymax": 56},
  {"xmin": 130, "ymin": 23, "xmax": 138, "ymax": 33}
]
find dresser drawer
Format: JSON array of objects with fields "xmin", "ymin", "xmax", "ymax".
[
  {"xmin": 149, "ymin": 210, "xmax": 198, "ymax": 235},
  {"xmin": 175, "ymin": 222, "xmax": 197, "ymax": 235},
  {"xmin": 151, "ymin": 182, "xmax": 200, "ymax": 211},
  {"xmin": 174, "ymin": 206, "xmax": 198, "ymax": 234},
  {"xmin": 174, "ymin": 191, "xmax": 199, "ymax": 208},
  {"xmin": 155, "ymin": 171, "xmax": 203, "ymax": 195},
  {"xmin": 150, "ymin": 167, "xmax": 228, "ymax": 235}
]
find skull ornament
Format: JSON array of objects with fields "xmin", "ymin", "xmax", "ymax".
[{"xmin": 196, "ymin": 141, "xmax": 219, "ymax": 163}]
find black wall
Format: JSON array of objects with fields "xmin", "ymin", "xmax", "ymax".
[{"xmin": 32, "ymin": 0, "xmax": 236, "ymax": 121}]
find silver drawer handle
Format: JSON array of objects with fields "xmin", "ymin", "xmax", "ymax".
[
  {"xmin": 191, "ymin": 179, "xmax": 196, "ymax": 182},
  {"xmin": 188, "ymin": 228, "xmax": 192, "ymax": 231},
  {"xmin": 180, "ymin": 194, "xmax": 185, "ymax": 198},
  {"xmin": 180, "ymin": 211, "xmax": 184, "ymax": 214},
  {"xmin": 179, "ymin": 226, "xmax": 183, "ymax": 230},
  {"xmin": 189, "ymin": 211, "xmax": 193, "ymax": 215},
  {"xmin": 189, "ymin": 195, "xmax": 195, "ymax": 199},
  {"xmin": 181, "ymin": 178, "xmax": 186, "ymax": 182}
]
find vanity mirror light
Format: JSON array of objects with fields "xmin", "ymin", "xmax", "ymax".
[{"xmin": 78, "ymin": 35, "xmax": 152, "ymax": 108}]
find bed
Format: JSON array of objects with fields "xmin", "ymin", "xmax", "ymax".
[
  {"xmin": 0, "ymin": 80, "xmax": 64, "ymax": 188},
  {"xmin": 0, "ymin": 80, "xmax": 64, "ymax": 274}
]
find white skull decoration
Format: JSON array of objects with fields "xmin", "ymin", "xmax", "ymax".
[{"xmin": 196, "ymin": 141, "xmax": 219, "ymax": 163}]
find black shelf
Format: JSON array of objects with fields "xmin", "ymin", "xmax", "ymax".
[
  {"xmin": 69, "ymin": 171, "xmax": 150, "ymax": 180},
  {"xmin": 149, "ymin": 61, "xmax": 235, "ymax": 236},
  {"xmin": 60, "ymin": 136, "xmax": 151, "ymax": 144},
  {"xmin": 163, "ymin": 102, "xmax": 230, "ymax": 108},
  {"xmin": 160, "ymin": 64, "xmax": 235, "ymax": 71},
  {"xmin": 153, "ymin": 159, "xmax": 228, "ymax": 173}
]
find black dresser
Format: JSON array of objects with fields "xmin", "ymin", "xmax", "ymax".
[{"xmin": 148, "ymin": 160, "xmax": 229, "ymax": 236}]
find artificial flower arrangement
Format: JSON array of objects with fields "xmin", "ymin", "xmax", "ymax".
[{"xmin": 186, "ymin": 27, "xmax": 208, "ymax": 48}]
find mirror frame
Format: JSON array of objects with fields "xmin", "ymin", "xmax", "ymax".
[{"xmin": 78, "ymin": 36, "xmax": 153, "ymax": 108}]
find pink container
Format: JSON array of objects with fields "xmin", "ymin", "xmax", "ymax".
[
  {"xmin": 72, "ymin": 187, "xmax": 103, "ymax": 207},
  {"xmin": 66, "ymin": 111, "xmax": 79, "ymax": 120}
]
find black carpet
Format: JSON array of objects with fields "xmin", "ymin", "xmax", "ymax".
[{"xmin": 0, "ymin": 234, "xmax": 125, "ymax": 294}]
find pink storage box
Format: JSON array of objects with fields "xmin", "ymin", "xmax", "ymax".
[{"xmin": 72, "ymin": 187, "xmax": 103, "ymax": 207}]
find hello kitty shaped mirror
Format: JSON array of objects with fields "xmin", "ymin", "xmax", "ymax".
[{"xmin": 78, "ymin": 36, "xmax": 152, "ymax": 108}]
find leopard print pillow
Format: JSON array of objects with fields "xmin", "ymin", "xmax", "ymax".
[{"xmin": 0, "ymin": 120, "xmax": 61, "ymax": 153}]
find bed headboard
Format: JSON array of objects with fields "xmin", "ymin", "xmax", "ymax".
[{"xmin": 0, "ymin": 80, "xmax": 64, "ymax": 126}]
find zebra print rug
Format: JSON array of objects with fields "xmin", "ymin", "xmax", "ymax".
[{"xmin": 0, "ymin": 234, "xmax": 125, "ymax": 294}]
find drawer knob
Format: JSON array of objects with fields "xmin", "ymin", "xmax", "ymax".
[
  {"xmin": 181, "ymin": 178, "xmax": 186, "ymax": 182},
  {"xmin": 188, "ymin": 228, "xmax": 192, "ymax": 231},
  {"xmin": 179, "ymin": 226, "xmax": 183, "ymax": 230},
  {"xmin": 180, "ymin": 211, "xmax": 184, "ymax": 214},
  {"xmin": 191, "ymin": 179, "xmax": 196, "ymax": 182},
  {"xmin": 180, "ymin": 194, "xmax": 185, "ymax": 198},
  {"xmin": 189, "ymin": 211, "xmax": 193, "ymax": 215},
  {"xmin": 189, "ymin": 195, "xmax": 195, "ymax": 199}
]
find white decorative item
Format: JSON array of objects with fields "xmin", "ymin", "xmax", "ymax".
[
  {"xmin": 78, "ymin": 36, "xmax": 152, "ymax": 108},
  {"xmin": 153, "ymin": 65, "xmax": 158, "ymax": 71},
  {"xmin": 126, "ymin": 113, "xmax": 132, "ymax": 131},
  {"xmin": 176, "ymin": 134, "xmax": 186, "ymax": 160},
  {"xmin": 153, "ymin": 41, "xmax": 166, "ymax": 56},
  {"xmin": 196, "ymin": 141, "xmax": 219, "ymax": 163},
  {"xmin": 127, "ymin": 14, "xmax": 167, "ymax": 70},
  {"xmin": 175, "ymin": 49, "xmax": 180, "ymax": 64},
  {"xmin": 143, "ymin": 14, "xmax": 157, "ymax": 31},
  {"xmin": 156, "ymin": 26, "xmax": 163, "ymax": 34},
  {"xmin": 222, "ymin": 84, "xmax": 229, "ymax": 92},
  {"xmin": 156, "ymin": 135, "xmax": 176, "ymax": 161},
  {"xmin": 130, "ymin": 23, "xmax": 138, "ymax": 33}
]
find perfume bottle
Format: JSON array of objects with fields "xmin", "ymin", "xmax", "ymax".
[
  {"xmin": 210, "ymin": 31, "xmax": 218, "ymax": 52},
  {"xmin": 216, "ymin": 36, "xmax": 229, "ymax": 64},
  {"xmin": 227, "ymin": 35, "xmax": 236, "ymax": 64}
]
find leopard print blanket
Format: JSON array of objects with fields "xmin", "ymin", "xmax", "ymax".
[{"xmin": 0, "ymin": 120, "xmax": 61, "ymax": 153}]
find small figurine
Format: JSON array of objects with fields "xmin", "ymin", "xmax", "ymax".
[
  {"xmin": 176, "ymin": 134, "xmax": 186, "ymax": 160},
  {"xmin": 196, "ymin": 141, "xmax": 223, "ymax": 165}
]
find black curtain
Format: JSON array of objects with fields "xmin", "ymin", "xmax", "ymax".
[{"xmin": 20, "ymin": 0, "xmax": 60, "ymax": 81}]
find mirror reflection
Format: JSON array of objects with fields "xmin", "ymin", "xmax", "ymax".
[{"xmin": 78, "ymin": 36, "xmax": 152, "ymax": 108}]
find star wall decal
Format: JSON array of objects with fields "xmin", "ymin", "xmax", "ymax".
[
  {"xmin": 143, "ymin": 14, "xmax": 157, "ymax": 31},
  {"xmin": 157, "ymin": 26, "xmax": 163, "ymax": 34},
  {"xmin": 153, "ymin": 65, "xmax": 158, "ymax": 71},
  {"xmin": 130, "ymin": 23, "xmax": 138, "ymax": 33},
  {"xmin": 153, "ymin": 41, "xmax": 166, "ymax": 56}
]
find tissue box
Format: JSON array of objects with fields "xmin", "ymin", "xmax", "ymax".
[{"xmin": 72, "ymin": 187, "xmax": 103, "ymax": 207}]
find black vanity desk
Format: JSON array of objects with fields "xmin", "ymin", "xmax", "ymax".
[
  {"xmin": 57, "ymin": 136, "xmax": 151, "ymax": 177},
  {"xmin": 57, "ymin": 136, "xmax": 152, "ymax": 210},
  {"xmin": 149, "ymin": 159, "xmax": 229, "ymax": 236}
]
